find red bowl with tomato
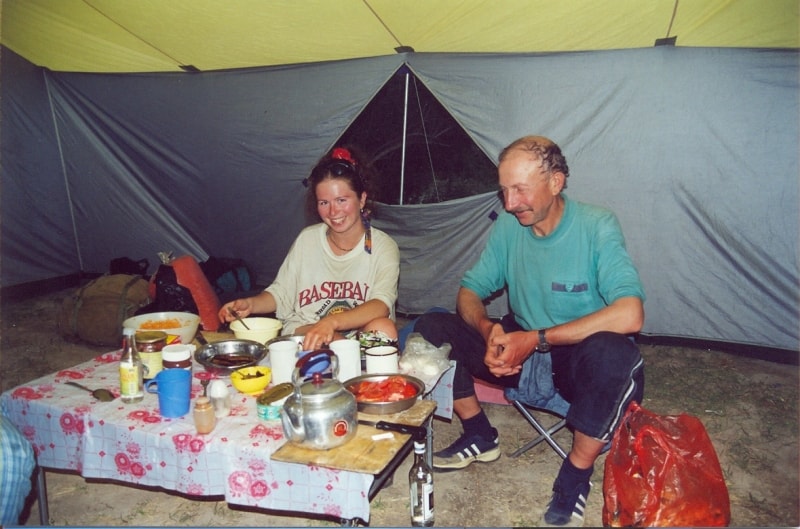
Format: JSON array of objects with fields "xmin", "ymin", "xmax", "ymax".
[{"xmin": 344, "ymin": 374, "xmax": 425, "ymax": 415}]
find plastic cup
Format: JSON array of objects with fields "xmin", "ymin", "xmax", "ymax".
[
  {"xmin": 329, "ymin": 339, "xmax": 362, "ymax": 382},
  {"xmin": 269, "ymin": 340, "xmax": 300, "ymax": 384},
  {"xmin": 145, "ymin": 368, "xmax": 191, "ymax": 418}
]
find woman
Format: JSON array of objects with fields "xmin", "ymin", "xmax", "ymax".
[{"xmin": 218, "ymin": 147, "xmax": 399, "ymax": 351}]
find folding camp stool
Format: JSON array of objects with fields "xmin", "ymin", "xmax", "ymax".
[
  {"xmin": 507, "ymin": 400, "xmax": 568, "ymax": 459},
  {"xmin": 473, "ymin": 378, "xmax": 569, "ymax": 460}
]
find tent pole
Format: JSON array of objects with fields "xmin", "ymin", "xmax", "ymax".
[{"xmin": 399, "ymin": 72, "xmax": 409, "ymax": 205}]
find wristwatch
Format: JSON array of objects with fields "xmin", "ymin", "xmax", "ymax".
[{"xmin": 537, "ymin": 328, "xmax": 551, "ymax": 352}]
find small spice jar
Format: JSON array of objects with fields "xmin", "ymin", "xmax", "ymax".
[
  {"xmin": 161, "ymin": 344, "xmax": 193, "ymax": 372},
  {"xmin": 193, "ymin": 396, "xmax": 216, "ymax": 434},
  {"xmin": 135, "ymin": 331, "xmax": 167, "ymax": 381}
]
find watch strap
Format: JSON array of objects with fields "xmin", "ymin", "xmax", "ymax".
[{"xmin": 537, "ymin": 328, "xmax": 550, "ymax": 351}]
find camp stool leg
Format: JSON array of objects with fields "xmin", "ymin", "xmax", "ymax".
[{"xmin": 509, "ymin": 400, "xmax": 568, "ymax": 460}]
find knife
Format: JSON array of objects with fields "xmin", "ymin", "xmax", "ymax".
[{"xmin": 358, "ymin": 420, "xmax": 427, "ymax": 441}]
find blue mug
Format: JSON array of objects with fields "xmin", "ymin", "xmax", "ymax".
[{"xmin": 145, "ymin": 368, "xmax": 191, "ymax": 418}]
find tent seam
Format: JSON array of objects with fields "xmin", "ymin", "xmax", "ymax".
[{"xmin": 44, "ymin": 71, "xmax": 85, "ymax": 273}]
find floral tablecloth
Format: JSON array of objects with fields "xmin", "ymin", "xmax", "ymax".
[{"xmin": 0, "ymin": 351, "xmax": 374, "ymax": 522}]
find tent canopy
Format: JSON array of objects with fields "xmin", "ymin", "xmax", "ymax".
[
  {"xmin": 2, "ymin": 0, "xmax": 798, "ymax": 73},
  {"xmin": 1, "ymin": 2, "xmax": 798, "ymax": 357}
]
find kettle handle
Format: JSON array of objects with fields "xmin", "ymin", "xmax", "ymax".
[{"xmin": 291, "ymin": 349, "xmax": 340, "ymax": 385}]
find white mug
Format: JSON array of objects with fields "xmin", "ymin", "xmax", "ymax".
[
  {"xmin": 268, "ymin": 340, "xmax": 300, "ymax": 385},
  {"xmin": 329, "ymin": 338, "xmax": 362, "ymax": 382},
  {"xmin": 365, "ymin": 345, "xmax": 399, "ymax": 374}
]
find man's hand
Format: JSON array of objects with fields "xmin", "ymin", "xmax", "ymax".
[{"xmin": 484, "ymin": 325, "xmax": 536, "ymax": 377}]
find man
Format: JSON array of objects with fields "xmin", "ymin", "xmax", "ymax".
[{"xmin": 415, "ymin": 135, "xmax": 645, "ymax": 527}]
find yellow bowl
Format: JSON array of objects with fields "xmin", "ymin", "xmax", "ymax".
[
  {"xmin": 229, "ymin": 317, "xmax": 282, "ymax": 344},
  {"xmin": 231, "ymin": 365, "xmax": 272, "ymax": 395}
]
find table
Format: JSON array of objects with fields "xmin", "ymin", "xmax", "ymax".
[{"xmin": 0, "ymin": 337, "xmax": 437, "ymax": 525}]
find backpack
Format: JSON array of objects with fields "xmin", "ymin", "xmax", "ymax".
[
  {"xmin": 139, "ymin": 255, "xmax": 222, "ymax": 332},
  {"xmin": 200, "ymin": 257, "xmax": 253, "ymax": 295}
]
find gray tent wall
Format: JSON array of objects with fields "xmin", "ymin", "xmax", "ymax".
[
  {"xmin": 1, "ymin": 48, "xmax": 80, "ymax": 284},
  {"xmin": 405, "ymin": 48, "xmax": 799, "ymax": 354},
  {"xmin": 1, "ymin": 48, "xmax": 406, "ymax": 287},
  {"xmin": 1, "ymin": 47, "xmax": 798, "ymax": 354}
]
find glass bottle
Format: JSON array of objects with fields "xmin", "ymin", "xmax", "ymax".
[
  {"xmin": 119, "ymin": 327, "xmax": 144, "ymax": 403},
  {"xmin": 409, "ymin": 440, "xmax": 434, "ymax": 527},
  {"xmin": 193, "ymin": 396, "xmax": 216, "ymax": 434}
]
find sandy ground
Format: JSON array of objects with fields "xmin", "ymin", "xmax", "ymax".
[{"xmin": 1, "ymin": 288, "xmax": 798, "ymax": 527}]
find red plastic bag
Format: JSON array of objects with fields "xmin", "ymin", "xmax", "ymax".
[{"xmin": 602, "ymin": 402, "xmax": 731, "ymax": 527}]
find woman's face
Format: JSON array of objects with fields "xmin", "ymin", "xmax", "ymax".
[{"xmin": 315, "ymin": 177, "xmax": 367, "ymax": 235}]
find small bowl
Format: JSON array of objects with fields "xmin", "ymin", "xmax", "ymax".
[
  {"xmin": 231, "ymin": 366, "xmax": 272, "ymax": 395},
  {"xmin": 230, "ymin": 317, "xmax": 282, "ymax": 344},
  {"xmin": 344, "ymin": 374, "xmax": 425, "ymax": 415},
  {"xmin": 194, "ymin": 339, "xmax": 268, "ymax": 375},
  {"xmin": 123, "ymin": 312, "xmax": 200, "ymax": 345}
]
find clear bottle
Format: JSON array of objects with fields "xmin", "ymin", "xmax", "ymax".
[
  {"xmin": 409, "ymin": 440, "xmax": 434, "ymax": 527},
  {"xmin": 119, "ymin": 327, "xmax": 144, "ymax": 403}
]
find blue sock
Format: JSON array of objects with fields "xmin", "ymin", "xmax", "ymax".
[
  {"xmin": 462, "ymin": 410, "xmax": 494, "ymax": 439},
  {"xmin": 555, "ymin": 456, "xmax": 593, "ymax": 491}
]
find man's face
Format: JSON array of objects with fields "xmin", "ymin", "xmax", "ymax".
[{"xmin": 498, "ymin": 149, "xmax": 560, "ymax": 228}]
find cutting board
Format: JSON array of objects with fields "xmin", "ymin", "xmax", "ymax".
[
  {"xmin": 196, "ymin": 330, "xmax": 235, "ymax": 344},
  {"xmin": 271, "ymin": 399, "xmax": 437, "ymax": 474}
]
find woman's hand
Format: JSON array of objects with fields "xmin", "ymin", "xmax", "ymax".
[
  {"xmin": 299, "ymin": 318, "xmax": 341, "ymax": 351},
  {"xmin": 217, "ymin": 299, "xmax": 254, "ymax": 324},
  {"xmin": 217, "ymin": 291, "xmax": 277, "ymax": 324}
]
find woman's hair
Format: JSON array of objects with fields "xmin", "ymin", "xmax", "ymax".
[{"xmin": 305, "ymin": 145, "xmax": 378, "ymax": 218}]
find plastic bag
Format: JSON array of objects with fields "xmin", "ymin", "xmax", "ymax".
[
  {"xmin": 398, "ymin": 332, "xmax": 452, "ymax": 393},
  {"xmin": 602, "ymin": 402, "xmax": 731, "ymax": 527}
]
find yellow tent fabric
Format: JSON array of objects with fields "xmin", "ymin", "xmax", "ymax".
[{"xmin": 2, "ymin": 0, "xmax": 798, "ymax": 73}]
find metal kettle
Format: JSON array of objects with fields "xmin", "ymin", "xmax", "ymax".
[{"xmin": 281, "ymin": 350, "xmax": 357, "ymax": 450}]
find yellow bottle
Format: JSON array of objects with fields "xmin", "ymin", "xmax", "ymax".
[{"xmin": 119, "ymin": 328, "xmax": 143, "ymax": 403}]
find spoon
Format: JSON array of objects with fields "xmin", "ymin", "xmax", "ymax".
[
  {"xmin": 228, "ymin": 307, "xmax": 250, "ymax": 330},
  {"xmin": 64, "ymin": 381, "xmax": 116, "ymax": 402},
  {"xmin": 201, "ymin": 378, "xmax": 210, "ymax": 397}
]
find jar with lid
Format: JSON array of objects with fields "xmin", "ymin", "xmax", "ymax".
[
  {"xmin": 161, "ymin": 344, "xmax": 193, "ymax": 372},
  {"xmin": 193, "ymin": 396, "xmax": 216, "ymax": 434},
  {"xmin": 136, "ymin": 330, "xmax": 167, "ymax": 381}
]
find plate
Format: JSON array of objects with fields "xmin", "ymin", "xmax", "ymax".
[{"xmin": 344, "ymin": 374, "xmax": 424, "ymax": 415}]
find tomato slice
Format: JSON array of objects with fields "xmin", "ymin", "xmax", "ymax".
[{"xmin": 352, "ymin": 376, "xmax": 417, "ymax": 403}]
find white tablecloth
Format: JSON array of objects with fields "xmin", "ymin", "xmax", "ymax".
[{"xmin": 1, "ymin": 351, "xmax": 374, "ymax": 522}]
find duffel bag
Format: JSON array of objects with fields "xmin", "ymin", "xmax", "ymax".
[{"xmin": 57, "ymin": 274, "xmax": 151, "ymax": 346}]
